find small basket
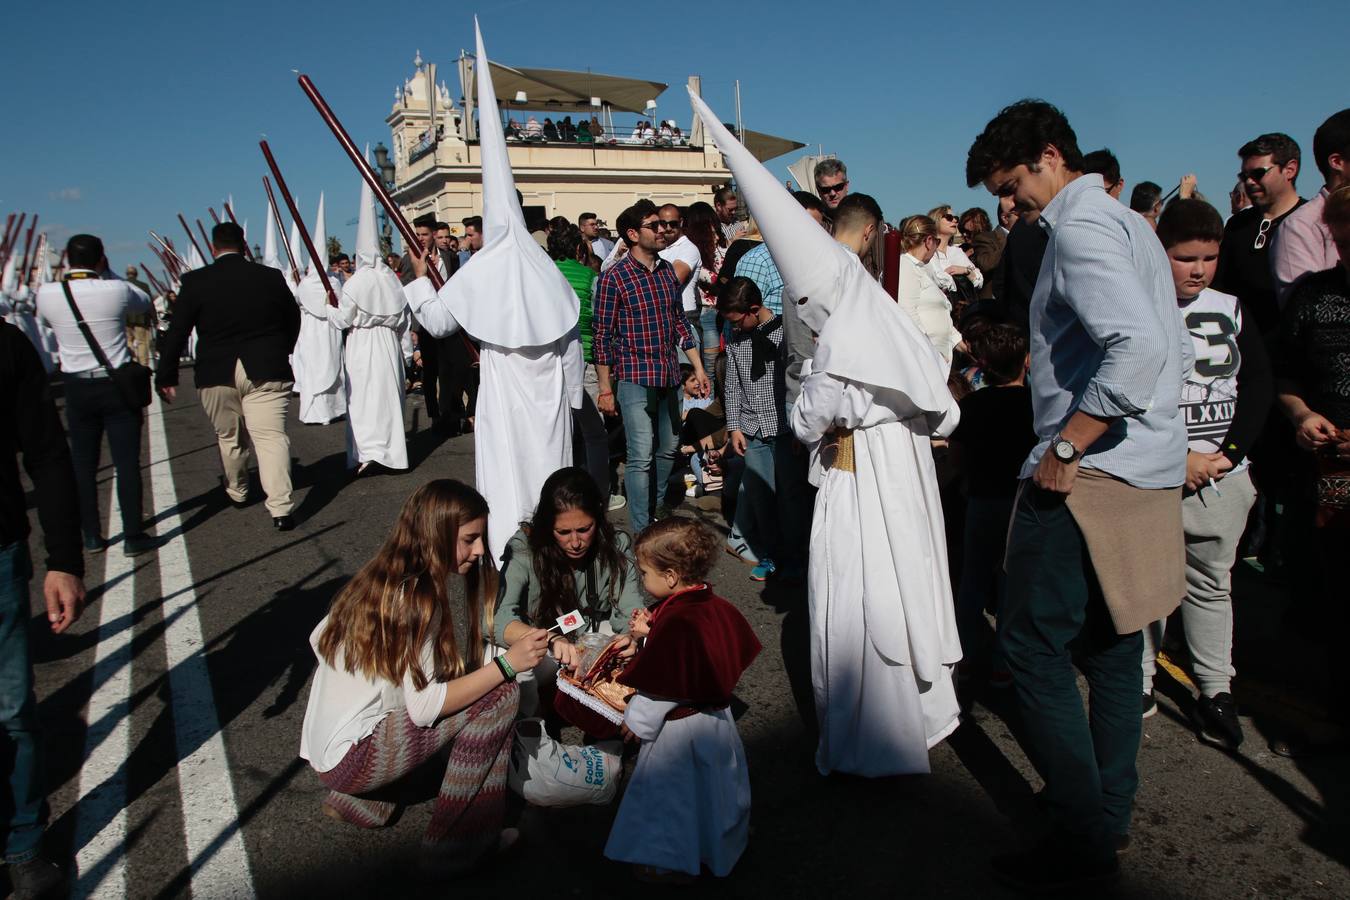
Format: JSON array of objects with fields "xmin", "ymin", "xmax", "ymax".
[{"xmin": 552, "ymin": 635, "xmax": 634, "ymax": 739}]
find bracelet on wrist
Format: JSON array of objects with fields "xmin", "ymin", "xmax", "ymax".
[
  {"xmin": 598, "ymin": 390, "xmax": 613, "ymax": 398},
  {"xmin": 494, "ymin": 655, "xmax": 517, "ymax": 681}
]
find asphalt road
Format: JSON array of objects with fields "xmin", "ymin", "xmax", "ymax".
[{"xmin": 12, "ymin": 370, "xmax": 1349, "ymax": 899}]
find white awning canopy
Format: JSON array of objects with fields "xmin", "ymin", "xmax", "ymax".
[{"xmin": 481, "ymin": 61, "xmax": 667, "ymax": 115}]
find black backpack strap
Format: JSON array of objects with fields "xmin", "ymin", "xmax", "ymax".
[{"xmin": 60, "ymin": 280, "xmax": 117, "ymax": 377}]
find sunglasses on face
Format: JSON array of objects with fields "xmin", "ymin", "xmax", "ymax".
[
  {"xmin": 817, "ymin": 180, "xmax": 849, "ymax": 195},
  {"xmin": 1239, "ymin": 166, "xmax": 1275, "ymax": 184},
  {"xmin": 942, "ymin": 213, "xmax": 959, "ymax": 223},
  {"xmin": 657, "ymin": 219, "xmax": 683, "ymax": 229},
  {"xmin": 637, "ymin": 221, "xmax": 663, "ymax": 232}
]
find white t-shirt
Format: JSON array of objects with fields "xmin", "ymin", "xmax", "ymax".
[
  {"xmin": 35, "ymin": 272, "xmax": 151, "ymax": 374},
  {"xmin": 1179, "ymin": 287, "xmax": 1246, "ymax": 467},
  {"xmin": 659, "ymin": 235, "xmax": 703, "ymax": 313},
  {"xmin": 299, "ymin": 616, "xmax": 448, "ymax": 772}
]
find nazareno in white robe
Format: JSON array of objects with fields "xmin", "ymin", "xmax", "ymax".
[
  {"xmin": 790, "ymin": 359, "xmax": 963, "ymax": 777},
  {"xmin": 328, "ymin": 264, "xmax": 408, "ymax": 470},
  {"xmin": 294, "ymin": 275, "xmax": 347, "ymax": 424},
  {"xmin": 403, "ymin": 278, "xmax": 582, "ymax": 563},
  {"xmin": 602, "ymin": 694, "xmax": 751, "ymax": 876}
]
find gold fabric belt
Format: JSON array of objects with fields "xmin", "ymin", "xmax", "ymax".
[{"xmin": 821, "ymin": 428, "xmax": 855, "ymax": 473}]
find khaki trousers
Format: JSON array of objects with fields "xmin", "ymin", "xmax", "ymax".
[{"xmin": 199, "ymin": 360, "xmax": 294, "ymax": 516}]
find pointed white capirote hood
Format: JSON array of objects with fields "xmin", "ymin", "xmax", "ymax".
[
  {"xmin": 433, "ymin": 18, "xmax": 578, "ymax": 347},
  {"xmin": 354, "ymin": 145, "xmax": 380, "ymax": 271},
  {"xmin": 289, "ymin": 215, "xmax": 306, "ymax": 275},
  {"xmin": 263, "ymin": 200, "xmax": 281, "ymax": 269},
  {"xmin": 688, "ymin": 88, "xmax": 953, "ymax": 414},
  {"xmin": 2, "ymin": 247, "xmax": 17, "ymax": 294},
  {"xmin": 308, "ymin": 193, "xmax": 327, "ymax": 277},
  {"xmin": 297, "ymin": 193, "xmax": 333, "ymax": 317},
  {"xmin": 188, "ymin": 243, "xmax": 206, "ymax": 270}
]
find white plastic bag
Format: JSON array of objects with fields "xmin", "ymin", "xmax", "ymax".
[{"xmin": 507, "ymin": 718, "xmax": 621, "ymax": 807}]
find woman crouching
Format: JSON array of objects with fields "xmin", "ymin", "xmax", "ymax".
[{"xmin": 299, "ymin": 479, "xmax": 550, "ymax": 874}]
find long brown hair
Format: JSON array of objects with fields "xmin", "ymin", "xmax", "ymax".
[
  {"xmin": 317, "ymin": 480, "xmax": 496, "ymax": 689},
  {"xmin": 684, "ymin": 201, "xmax": 723, "ymax": 270}
]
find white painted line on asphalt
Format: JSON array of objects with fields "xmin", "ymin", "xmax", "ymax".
[
  {"xmin": 71, "ymin": 488, "xmax": 132, "ymax": 899},
  {"xmin": 146, "ymin": 397, "xmax": 255, "ymax": 898}
]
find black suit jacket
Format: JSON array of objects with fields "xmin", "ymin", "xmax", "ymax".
[
  {"xmin": 999, "ymin": 218, "xmax": 1049, "ymax": 330},
  {"xmin": 156, "ymin": 253, "xmax": 301, "ymax": 389}
]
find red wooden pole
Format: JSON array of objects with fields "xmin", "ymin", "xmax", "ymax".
[
  {"xmin": 296, "ymin": 73, "xmax": 479, "ymax": 358},
  {"xmin": 151, "ymin": 230, "xmax": 189, "ymax": 272},
  {"xmin": 882, "ymin": 229, "xmax": 902, "ymax": 301},
  {"xmin": 221, "ymin": 202, "xmax": 255, "ymax": 261},
  {"xmin": 4, "ymin": 213, "xmax": 27, "ymax": 262},
  {"xmin": 294, "ymin": 74, "xmax": 440, "ymax": 290},
  {"xmin": 259, "ymin": 143, "xmax": 338, "ymax": 307},
  {"xmin": 177, "ymin": 214, "xmax": 208, "ymax": 264},
  {"xmin": 260, "ymin": 176, "xmax": 302, "ymax": 286},
  {"xmin": 17, "ymin": 215, "xmax": 38, "ymax": 288},
  {"xmin": 196, "ymin": 219, "xmax": 216, "ymax": 261},
  {"xmin": 0, "ymin": 213, "xmax": 15, "ymax": 259},
  {"xmin": 208, "ymin": 206, "xmax": 221, "ymax": 225}
]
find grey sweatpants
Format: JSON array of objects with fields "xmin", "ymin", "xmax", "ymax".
[{"xmin": 1142, "ymin": 466, "xmax": 1257, "ymax": 697}]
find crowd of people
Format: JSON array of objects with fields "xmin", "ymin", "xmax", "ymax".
[{"xmin": 2, "ymin": 70, "xmax": 1348, "ymax": 896}]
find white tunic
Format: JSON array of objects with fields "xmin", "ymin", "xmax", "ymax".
[
  {"xmin": 790, "ymin": 361, "xmax": 963, "ymax": 777},
  {"xmin": 294, "ymin": 277, "xmax": 347, "ymax": 425},
  {"xmin": 404, "ymin": 278, "xmax": 583, "ymax": 564},
  {"xmin": 329, "ymin": 266, "xmax": 409, "ymax": 470},
  {"xmin": 603, "ymin": 694, "xmax": 750, "ymax": 877}
]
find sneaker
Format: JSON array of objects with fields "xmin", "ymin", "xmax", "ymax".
[
  {"xmin": 724, "ymin": 539, "xmax": 758, "ymax": 566},
  {"xmin": 1141, "ymin": 691, "xmax": 1157, "ymax": 718},
  {"xmin": 1193, "ymin": 692, "xmax": 1244, "ymax": 750},
  {"xmin": 83, "ymin": 535, "xmax": 107, "ymax": 553},
  {"xmin": 750, "ymin": 559, "xmax": 776, "ymax": 582},
  {"xmin": 607, "ymin": 494, "xmax": 627, "ymax": 512},
  {"xmin": 991, "ymin": 838, "xmax": 1119, "ymax": 892},
  {"xmin": 8, "ymin": 855, "xmax": 66, "ymax": 899}
]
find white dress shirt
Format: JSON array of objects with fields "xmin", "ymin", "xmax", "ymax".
[
  {"xmin": 927, "ymin": 243, "xmax": 984, "ymax": 293},
  {"xmin": 35, "ymin": 271, "xmax": 151, "ymax": 374},
  {"xmin": 659, "ymin": 235, "xmax": 703, "ymax": 312},
  {"xmin": 896, "ymin": 253, "xmax": 960, "ymax": 363}
]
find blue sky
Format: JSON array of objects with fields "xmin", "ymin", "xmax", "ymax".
[{"xmin": 4, "ymin": 0, "xmax": 1346, "ymax": 273}]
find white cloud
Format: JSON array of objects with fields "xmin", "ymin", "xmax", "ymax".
[{"xmin": 49, "ymin": 187, "xmax": 82, "ymax": 201}]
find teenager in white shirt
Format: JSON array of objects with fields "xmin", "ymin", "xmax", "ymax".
[{"xmin": 299, "ymin": 480, "xmax": 549, "ymax": 874}]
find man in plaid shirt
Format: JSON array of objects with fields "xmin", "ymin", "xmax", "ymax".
[{"xmin": 594, "ymin": 200, "xmax": 711, "ymax": 531}]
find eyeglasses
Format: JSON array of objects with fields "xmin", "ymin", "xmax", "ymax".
[
  {"xmin": 817, "ymin": 180, "xmax": 849, "ymax": 196},
  {"xmin": 1238, "ymin": 166, "xmax": 1274, "ymax": 184},
  {"xmin": 656, "ymin": 219, "xmax": 683, "ymax": 230},
  {"xmin": 1254, "ymin": 217, "xmax": 1272, "ymax": 250}
]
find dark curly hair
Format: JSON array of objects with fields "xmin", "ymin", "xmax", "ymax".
[
  {"xmin": 965, "ymin": 99, "xmax": 1085, "ymax": 188},
  {"xmin": 525, "ymin": 467, "xmax": 627, "ymax": 626},
  {"xmin": 547, "ymin": 223, "xmax": 585, "ymax": 262}
]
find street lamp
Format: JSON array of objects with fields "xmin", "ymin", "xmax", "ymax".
[{"xmin": 373, "ymin": 142, "xmax": 396, "ymax": 189}]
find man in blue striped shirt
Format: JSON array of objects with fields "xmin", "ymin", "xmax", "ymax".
[{"xmin": 967, "ymin": 100, "xmax": 1189, "ymax": 892}]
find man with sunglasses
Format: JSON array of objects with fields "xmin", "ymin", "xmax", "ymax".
[
  {"xmin": 593, "ymin": 200, "xmax": 711, "ymax": 532},
  {"xmin": 1214, "ymin": 133, "xmax": 1304, "ymax": 337},
  {"xmin": 655, "ymin": 204, "xmax": 703, "ymax": 348},
  {"xmin": 814, "ymin": 157, "xmax": 886, "ymax": 281}
]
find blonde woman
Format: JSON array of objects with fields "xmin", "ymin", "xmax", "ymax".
[
  {"xmin": 926, "ymin": 204, "xmax": 984, "ymax": 299},
  {"xmin": 896, "ymin": 215, "xmax": 962, "ymax": 365},
  {"xmin": 299, "ymin": 480, "xmax": 549, "ymax": 874}
]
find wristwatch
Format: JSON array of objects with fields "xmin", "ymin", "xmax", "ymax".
[{"xmin": 1051, "ymin": 434, "xmax": 1081, "ymax": 464}]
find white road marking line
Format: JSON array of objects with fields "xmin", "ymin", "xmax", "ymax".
[
  {"xmin": 71, "ymin": 487, "xmax": 133, "ymax": 899},
  {"xmin": 146, "ymin": 397, "xmax": 255, "ymax": 897}
]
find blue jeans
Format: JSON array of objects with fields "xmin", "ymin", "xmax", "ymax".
[
  {"xmin": 0, "ymin": 541, "xmax": 43, "ymax": 864},
  {"xmin": 1000, "ymin": 482, "xmax": 1142, "ymax": 856},
  {"xmin": 773, "ymin": 402, "xmax": 813, "ymax": 577},
  {"xmin": 733, "ymin": 435, "xmax": 779, "ymax": 563},
  {"xmin": 698, "ymin": 306, "xmax": 720, "ymax": 385},
  {"xmin": 618, "ymin": 382, "xmax": 680, "ymax": 533}
]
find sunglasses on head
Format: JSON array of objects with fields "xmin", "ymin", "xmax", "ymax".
[
  {"xmin": 817, "ymin": 180, "xmax": 849, "ymax": 195},
  {"xmin": 1239, "ymin": 165, "xmax": 1275, "ymax": 183}
]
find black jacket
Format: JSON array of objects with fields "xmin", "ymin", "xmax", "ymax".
[
  {"xmin": 1, "ymin": 323, "xmax": 83, "ymax": 577},
  {"xmin": 156, "ymin": 253, "xmax": 301, "ymax": 388}
]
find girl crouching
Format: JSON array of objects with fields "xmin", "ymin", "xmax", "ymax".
[{"xmin": 299, "ymin": 479, "xmax": 550, "ymax": 873}]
